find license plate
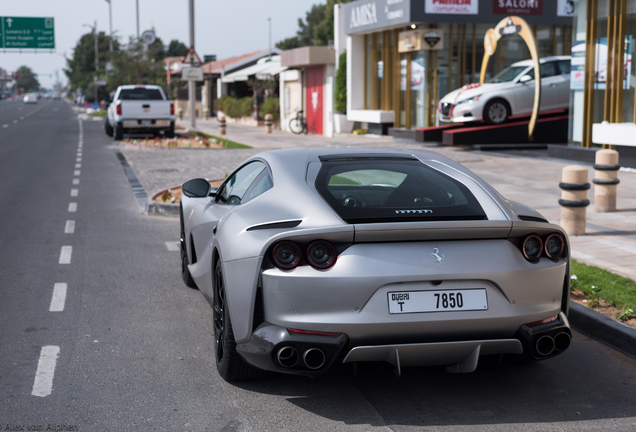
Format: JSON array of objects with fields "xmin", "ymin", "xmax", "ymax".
[
  {"xmin": 141, "ymin": 120, "xmax": 153, "ymax": 126},
  {"xmin": 388, "ymin": 289, "xmax": 488, "ymax": 314}
]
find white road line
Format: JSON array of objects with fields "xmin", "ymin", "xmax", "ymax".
[
  {"xmin": 59, "ymin": 246, "xmax": 72, "ymax": 264},
  {"xmin": 13, "ymin": 119, "xmax": 17, "ymax": 123},
  {"xmin": 75, "ymin": 163, "xmax": 81, "ymax": 169},
  {"xmin": 72, "ymin": 178, "xmax": 80, "ymax": 185},
  {"xmin": 2, "ymin": 124, "xmax": 7, "ymax": 128},
  {"xmin": 31, "ymin": 345, "xmax": 60, "ymax": 397},
  {"xmin": 74, "ymin": 170, "xmax": 81, "ymax": 176},
  {"xmin": 70, "ymin": 189, "xmax": 78, "ymax": 197},
  {"xmin": 68, "ymin": 202, "xmax": 77, "ymax": 212},
  {"xmin": 75, "ymin": 158, "xmax": 81, "ymax": 162},
  {"xmin": 165, "ymin": 241, "xmax": 180, "ymax": 252},
  {"xmin": 64, "ymin": 220, "xmax": 75, "ymax": 234},
  {"xmin": 49, "ymin": 283, "xmax": 67, "ymax": 312}
]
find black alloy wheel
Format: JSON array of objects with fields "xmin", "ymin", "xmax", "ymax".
[
  {"xmin": 484, "ymin": 99, "xmax": 510, "ymax": 125},
  {"xmin": 180, "ymin": 211, "xmax": 197, "ymax": 288},
  {"xmin": 104, "ymin": 118, "xmax": 113, "ymax": 136},
  {"xmin": 213, "ymin": 260, "xmax": 268, "ymax": 381},
  {"xmin": 114, "ymin": 122, "xmax": 123, "ymax": 140}
]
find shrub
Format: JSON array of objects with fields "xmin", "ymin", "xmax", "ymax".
[
  {"xmin": 335, "ymin": 51, "xmax": 347, "ymax": 114},
  {"xmin": 217, "ymin": 96, "xmax": 254, "ymax": 119},
  {"xmin": 261, "ymin": 97, "xmax": 280, "ymax": 120}
]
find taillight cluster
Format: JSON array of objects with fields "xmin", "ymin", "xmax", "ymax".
[
  {"xmin": 271, "ymin": 240, "xmax": 337, "ymax": 270},
  {"xmin": 116, "ymin": 102, "xmax": 122, "ymax": 116},
  {"xmin": 521, "ymin": 233, "xmax": 565, "ymax": 261}
]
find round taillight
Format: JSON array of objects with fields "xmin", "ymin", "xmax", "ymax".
[
  {"xmin": 306, "ymin": 241, "xmax": 337, "ymax": 269},
  {"xmin": 272, "ymin": 241, "xmax": 301, "ymax": 270},
  {"xmin": 522, "ymin": 234, "xmax": 543, "ymax": 261},
  {"xmin": 544, "ymin": 233, "xmax": 564, "ymax": 259}
]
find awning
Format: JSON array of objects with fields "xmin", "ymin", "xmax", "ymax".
[{"xmin": 221, "ymin": 58, "xmax": 287, "ymax": 83}]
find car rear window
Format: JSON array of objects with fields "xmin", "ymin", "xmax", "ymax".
[
  {"xmin": 118, "ymin": 89, "xmax": 163, "ymax": 100},
  {"xmin": 315, "ymin": 158, "xmax": 486, "ymax": 224}
]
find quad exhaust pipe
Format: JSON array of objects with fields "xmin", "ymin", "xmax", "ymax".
[
  {"xmin": 535, "ymin": 332, "xmax": 571, "ymax": 357},
  {"xmin": 303, "ymin": 348, "xmax": 326, "ymax": 370},
  {"xmin": 276, "ymin": 346, "xmax": 326, "ymax": 370},
  {"xmin": 554, "ymin": 332, "xmax": 571, "ymax": 352},
  {"xmin": 277, "ymin": 346, "xmax": 299, "ymax": 368}
]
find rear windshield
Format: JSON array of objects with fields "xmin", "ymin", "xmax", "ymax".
[
  {"xmin": 118, "ymin": 88, "xmax": 163, "ymax": 100},
  {"xmin": 315, "ymin": 159, "xmax": 486, "ymax": 224}
]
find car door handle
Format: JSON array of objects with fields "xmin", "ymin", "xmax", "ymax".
[{"xmin": 549, "ymin": 83, "xmax": 558, "ymax": 88}]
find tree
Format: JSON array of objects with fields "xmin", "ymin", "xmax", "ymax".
[
  {"xmin": 13, "ymin": 66, "xmax": 39, "ymax": 93},
  {"xmin": 147, "ymin": 37, "xmax": 166, "ymax": 62},
  {"xmin": 108, "ymin": 37, "xmax": 166, "ymax": 92},
  {"xmin": 334, "ymin": 51, "xmax": 346, "ymax": 113},
  {"xmin": 166, "ymin": 39, "xmax": 188, "ymax": 57},
  {"xmin": 64, "ymin": 31, "xmax": 118, "ymax": 95},
  {"xmin": 275, "ymin": 0, "xmax": 353, "ymax": 49}
]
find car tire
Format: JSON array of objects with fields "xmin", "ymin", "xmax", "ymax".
[
  {"xmin": 114, "ymin": 122, "xmax": 123, "ymax": 140},
  {"xmin": 213, "ymin": 260, "xmax": 268, "ymax": 381},
  {"xmin": 166, "ymin": 126, "xmax": 175, "ymax": 138},
  {"xmin": 180, "ymin": 209, "xmax": 197, "ymax": 289},
  {"xmin": 483, "ymin": 99, "xmax": 510, "ymax": 125},
  {"xmin": 104, "ymin": 118, "xmax": 114, "ymax": 137}
]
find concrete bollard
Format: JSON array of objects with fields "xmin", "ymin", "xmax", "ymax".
[
  {"xmin": 218, "ymin": 115, "xmax": 226, "ymax": 135},
  {"xmin": 593, "ymin": 149, "xmax": 620, "ymax": 212},
  {"xmin": 264, "ymin": 114, "xmax": 273, "ymax": 134},
  {"xmin": 177, "ymin": 108, "xmax": 183, "ymax": 121},
  {"xmin": 559, "ymin": 165, "xmax": 590, "ymax": 236},
  {"xmin": 203, "ymin": 108, "xmax": 210, "ymax": 120}
]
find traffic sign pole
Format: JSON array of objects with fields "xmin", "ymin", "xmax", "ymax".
[{"xmin": 188, "ymin": 0, "xmax": 196, "ymax": 129}]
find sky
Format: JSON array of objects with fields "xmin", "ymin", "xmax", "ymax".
[{"xmin": 0, "ymin": 0, "xmax": 322, "ymax": 89}]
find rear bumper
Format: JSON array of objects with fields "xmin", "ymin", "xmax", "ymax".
[
  {"xmin": 121, "ymin": 119, "xmax": 173, "ymax": 129},
  {"xmin": 237, "ymin": 313, "xmax": 571, "ymax": 376}
]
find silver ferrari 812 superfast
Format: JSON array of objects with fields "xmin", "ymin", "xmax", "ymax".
[{"xmin": 179, "ymin": 147, "xmax": 571, "ymax": 381}]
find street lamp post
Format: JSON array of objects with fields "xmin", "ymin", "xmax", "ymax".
[
  {"xmin": 188, "ymin": 0, "xmax": 195, "ymax": 129},
  {"xmin": 83, "ymin": 22, "xmax": 99, "ymax": 104},
  {"xmin": 105, "ymin": 0, "xmax": 113, "ymax": 52}
]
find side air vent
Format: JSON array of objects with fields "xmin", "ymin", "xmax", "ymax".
[
  {"xmin": 518, "ymin": 215, "xmax": 548, "ymax": 223},
  {"xmin": 246, "ymin": 220, "xmax": 302, "ymax": 231}
]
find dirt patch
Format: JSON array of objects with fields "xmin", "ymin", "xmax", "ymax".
[
  {"xmin": 571, "ymin": 290, "xmax": 636, "ymax": 329},
  {"xmin": 153, "ymin": 179, "xmax": 224, "ymax": 205}
]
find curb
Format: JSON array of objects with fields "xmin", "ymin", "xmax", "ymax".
[{"xmin": 569, "ymin": 301, "xmax": 636, "ymax": 359}]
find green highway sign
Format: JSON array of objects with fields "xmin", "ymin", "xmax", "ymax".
[{"xmin": 1, "ymin": 17, "xmax": 55, "ymax": 49}]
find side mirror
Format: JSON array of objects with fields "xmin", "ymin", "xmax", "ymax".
[
  {"xmin": 519, "ymin": 75, "xmax": 532, "ymax": 84},
  {"xmin": 182, "ymin": 178, "xmax": 212, "ymax": 198}
]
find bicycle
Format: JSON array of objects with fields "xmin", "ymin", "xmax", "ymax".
[{"xmin": 289, "ymin": 110, "xmax": 308, "ymax": 134}]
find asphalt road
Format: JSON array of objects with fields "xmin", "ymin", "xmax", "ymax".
[{"xmin": 0, "ymin": 98, "xmax": 635, "ymax": 431}]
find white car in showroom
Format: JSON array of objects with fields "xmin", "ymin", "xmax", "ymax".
[{"xmin": 438, "ymin": 56, "xmax": 571, "ymax": 125}]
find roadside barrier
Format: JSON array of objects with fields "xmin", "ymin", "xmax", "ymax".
[
  {"xmin": 593, "ymin": 149, "xmax": 620, "ymax": 212},
  {"xmin": 265, "ymin": 114, "xmax": 273, "ymax": 134},
  {"xmin": 218, "ymin": 115, "xmax": 226, "ymax": 135},
  {"xmin": 559, "ymin": 166, "xmax": 590, "ymax": 236}
]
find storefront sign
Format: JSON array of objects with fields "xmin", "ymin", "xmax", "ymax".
[
  {"xmin": 398, "ymin": 29, "xmax": 444, "ymax": 53},
  {"xmin": 346, "ymin": 0, "xmax": 410, "ymax": 34},
  {"xmin": 425, "ymin": 0, "xmax": 479, "ymax": 15},
  {"xmin": 493, "ymin": 0, "xmax": 542, "ymax": 16},
  {"xmin": 557, "ymin": 0, "xmax": 575, "ymax": 17}
]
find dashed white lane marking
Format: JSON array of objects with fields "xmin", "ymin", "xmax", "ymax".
[
  {"xmin": 13, "ymin": 119, "xmax": 17, "ymax": 123},
  {"xmin": 165, "ymin": 241, "xmax": 180, "ymax": 252},
  {"xmin": 59, "ymin": 246, "xmax": 72, "ymax": 264},
  {"xmin": 571, "ymin": 250, "xmax": 595, "ymax": 260},
  {"xmin": 75, "ymin": 163, "xmax": 81, "ymax": 169},
  {"xmin": 75, "ymin": 158, "xmax": 81, "ymax": 162},
  {"xmin": 68, "ymin": 202, "xmax": 77, "ymax": 212},
  {"xmin": 72, "ymin": 178, "xmax": 80, "ymax": 185},
  {"xmin": 2, "ymin": 124, "xmax": 7, "ymax": 128},
  {"xmin": 31, "ymin": 345, "xmax": 60, "ymax": 397},
  {"xmin": 49, "ymin": 283, "xmax": 67, "ymax": 312},
  {"xmin": 20, "ymin": 116, "xmax": 24, "ymax": 120},
  {"xmin": 64, "ymin": 220, "xmax": 75, "ymax": 234},
  {"xmin": 70, "ymin": 189, "xmax": 78, "ymax": 197},
  {"xmin": 74, "ymin": 170, "xmax": 81, "ymax": 176}
]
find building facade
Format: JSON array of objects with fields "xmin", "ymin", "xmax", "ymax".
[{"xmin": 337, "ymin": 0, "xmax": 574, "ymax": 134}]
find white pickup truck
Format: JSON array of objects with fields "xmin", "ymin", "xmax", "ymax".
[{"xmin": 105, "ymin": 85, "xmax": 175, "ymax": 140}]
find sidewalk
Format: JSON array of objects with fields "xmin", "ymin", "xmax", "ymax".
[{"xmin": 126, "ymin": 119, "xmax": 636, "ymax": 282}]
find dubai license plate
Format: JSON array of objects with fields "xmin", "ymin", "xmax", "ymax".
[
  {"xmin": 388, "ymin": 289, "xmax": 488, "ymax": 314},
  {"xmin": 141, "ymin": 120, "xmax": 153, "ymax": 126}
]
